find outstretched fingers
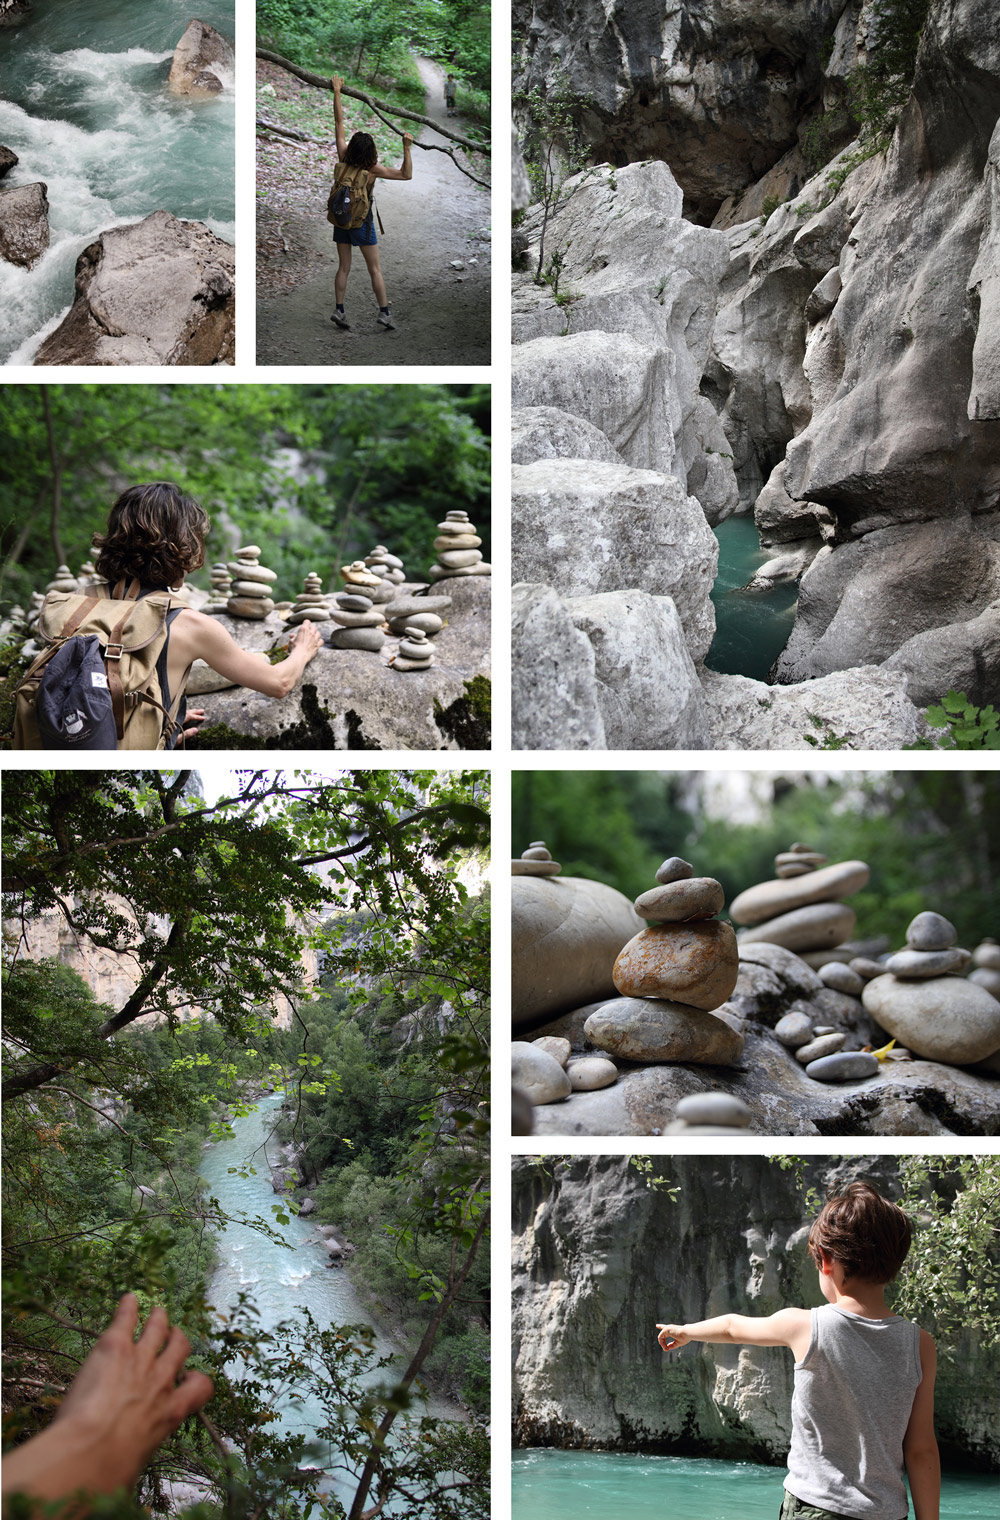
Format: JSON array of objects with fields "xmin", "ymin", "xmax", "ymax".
[{"xmin": 167, "ymin": 1370, "xmax": 214, "ymax": 1427}]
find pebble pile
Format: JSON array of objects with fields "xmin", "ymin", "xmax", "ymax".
[
  {"xmin": 512, "ymin": 841, "xmax": 562, "ymax": 877},
  {"xmin": 428, "ymin": 510, "xmax": 491, "ymax": 580},
  {"xmin": 970, "ymin": 939, "xmax": 1000, "ymax": 1002},
  {"xmin": 226, "ymin": 546, "xmax": 277, "ymax": 620},
  {"xmin": 583, "ymin": 856, "xmax": 743, "ymax": 1067},
  {"xmin": 286, "ymin": 572, "xmax": 332, "ymax": 627},
  {"xmin": 204, "ymin": 561, "xmax": 233, "ymax": 614},
  {"xmin": 730, "ymin": 845, "xmax": 870, "ymax": 963},
  {"xmin": 863, "ymin": 912, "xmax": 1000, "ymax": 1065},
  {"xmin": 328, "ymin": 562, "xmax": 386, "ymax": 652},
  {"xmin": 45, "ymin": 564, "xmax": 78, "ymax": 594},
  {"xmin": 393, "ymin": 627, "xmax": 435, "ymax": 672}
]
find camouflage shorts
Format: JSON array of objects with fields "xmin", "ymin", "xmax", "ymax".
[{"xmin": 779, "ymin": 1491, "xmax": 853, "ymax": 1520}]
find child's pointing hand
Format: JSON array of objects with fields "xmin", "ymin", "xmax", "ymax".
[{"xmin": 657, "ymin": 1323, "xmax": 690, "ymax": 1351}]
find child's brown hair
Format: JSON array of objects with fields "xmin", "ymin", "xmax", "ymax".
[
  {"xmin": 808, "ymin": 1180, "xmax": 912, "ymax": 1284},
  {"xmin": 94, "ymin": 483, "xmax": 209, "ymax": 589}
]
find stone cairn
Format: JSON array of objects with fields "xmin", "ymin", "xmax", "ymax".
[
  {"xmin": 227, "ymin": 545, "xmax": 276, "ymax": 619},
  {"xmin": 328, "ymin": 561, "xmax": 386, "ymax": 653},
  {"xmin": 730, "ymin": 845, "xmax": 870, "ymax": 966},
  {"xmin": 582, "ymin": 856, "xmax": 743, "ymax": 1071},
  {"xmin": 970, "ymin": 939, "xmax": 1000, "ymax": 1002},
  {"xmin": 46, "ymin": 564, "xmax": 78, "ymax": 594},
  {"xmin": 428, "ymin": 510, "xmax": 491, "ymax": 579},
  {"xmin": 365, "ymin": 545, "xmax": 405, "ymax": 586},
  {"xmin": 510, "ymin": 843, "xmax": 620, "ymax": 1106},
  {"xmin": 203, "ymin": 561, "xmax": 233, "ymax": 614},
  {"xmin": 286, "ymin": 572, "xmax": 331, "ymax": 627},
  {"xmin": 862, "ymin": 912, "xmax": 1000, "ymax": 1067},
  {"xmin": 393, "ymin": 627, "xmax": 435, "ymax": 672}
]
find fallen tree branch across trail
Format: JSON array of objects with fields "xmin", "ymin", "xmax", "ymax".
[
  {"xmin": 256, "ymin": 116, "xmax": 327, "ymax": 145},
  {"xmin": 256, "ymin": 49, "xmax": 491, "ymax": 157}
]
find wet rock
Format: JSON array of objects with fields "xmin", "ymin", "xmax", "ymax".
[
  {"xmin": 35, "ymin": 211, "xmax": 234, "ymax": 366},
  {"xmin": 0, "ymin": 182, "xmax": 49, "ymax": 268},
  {"xmin": 0, "ymin": 145, "xmax": 19, "ymax": 179},
  {"xmin": 168, "ymin": 19, "xmax": 234, "ymax": 97}
]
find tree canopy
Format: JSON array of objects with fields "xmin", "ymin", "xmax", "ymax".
[{"xmin": 0, "ymin": 383, "xmax": 491, "ymax": 613}]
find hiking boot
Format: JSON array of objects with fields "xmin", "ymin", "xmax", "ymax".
[
  {"xmin": 377, "ymin": 308, "xmax": 396, "ymax": 330},
  {"xmin": 330, "ymin": 307, "xmax": 350, "ymax": 327}
]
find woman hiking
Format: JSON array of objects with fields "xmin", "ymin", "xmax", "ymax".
[{"xmin": 328, "ymin": 74, "xmax": 413, "ymax": 332}]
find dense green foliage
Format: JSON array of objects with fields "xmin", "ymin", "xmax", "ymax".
[
  {"xmin": 0, "ymin": 384, "xmax": 490, "ymax": 612},
  {"xmin": 512, "ymin": 770, "xmax": 999, "ymax": 948},
  {"xmin": 2, "ymin": 769, "xmax": 490, "ymax": 1518},
  {"xmin": 848, "ymin": 0, "xmax": 932, "ymax": 147},
  {"xmin": 907, "ymin": 691, "xmax": 1000, "ymax": 750},
  {"xmin": 258, "ymin": 0, "xmax": 490, "ymax": 96},
  {"xmin": 513, "ymin": 76, "xmax": 592, "ymax": 283}
]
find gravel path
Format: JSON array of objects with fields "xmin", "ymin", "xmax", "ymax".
[{"xmin": 256, "ymin": 55, "xmax": 490, "ymax": 366}]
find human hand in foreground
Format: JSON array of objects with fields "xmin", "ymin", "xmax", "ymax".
[
  {"xmin": 657, "ymin": 1323, "xmax": 691, "ymax": 1351},
  {"xmin": 180, "ymin": 707, "xmax": 206, "ymax": 743},
  {"xmin": 331, "ymin": 74, "xmax": 343, "ymax": 92},
  {"xmin": 3, "ymin": 1294, "xmax": 213, "ymax": 1509},
  {"xmin": 289, "ymin": 619, "xmax": 324, "ymax": 660},
  {"xmin": 402, "ymin": 132, "xmax": 414, "ymax": 145}
]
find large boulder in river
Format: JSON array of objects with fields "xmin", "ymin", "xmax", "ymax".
[
  {"xmin": 168, "ymin": 19, "xmax": 234, "ymax": 98},
  {"xmin": 34, "ymin": 211, "xmax": 235, "ymax": 366},
  {"xmin": 0, "ymin": 183, "xmax": 49, "ymax": 268},
  {"xmin": 0, "ymin": 146, "xmax": 19, "ymax": 180}
]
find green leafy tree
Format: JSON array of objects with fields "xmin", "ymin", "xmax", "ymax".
[{"xmin": 514, "ymin": 74, "xmax": 592, "ymax": 286}]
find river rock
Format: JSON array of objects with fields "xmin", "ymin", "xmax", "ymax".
[
  {"xmin": 774, "ymin": 1010, "xmax": 814, "ymax": 1049},
  {"xmin": 817, "ymin": 962, "xmax": 865, "ymax": 997},
  {"xmin": 805, "ymin": 1052, "xmax": 880, "ymax": 1082},
  {"xmin": 973, "ymin": 940, "xmax": 1000, "ymax": 971},
  {"xmin": 513, "ymin": 874, "xmax": 644, "ymax": 1029},
  {"xmin": 850, "ymin": 957, "xmax": 889, "ymax": 982},
  {"xmin": 885, "ymin": 948, "xmax": 971, "ymax": 979},
  {"xmin": 34, "ymin": 211, "xmax": 234, "ymax": 366},
  {"xmin": 633, "ymin": 878, "xmax": 724, "ymax": 923},
  {"xmin": 326, "ymin": 626, "xmax": 385, "ymax": 652},
  {"xmin": 795, "ymin": 1032, "xmax": 846, "ymax": 1064},
  {"xmin": 533, "ymin": 1036, "xmax": 571, "ymax": 1067},
  {"xmin": 584, "ymin": 999, "xmax": 743, "ymax": 1066},
  {"xmin": 656, "ymin": 857, "xmax": 693, "ymax": 885},
  {"xmin": 675, "ymin": 1092, "xmax": 751, "ymax": 1128},
  {"xmin": 0, "ymin": 1, "xmax": 31, "ymax": 27},
  {"xmin": 905, "ymin": 912, "xmax": 958, "ymax": 952},
  {"xmin": 0, "ymin": 145, "xmax": 18, "ymax": 179},
  {"xmin": 700, "ymin": 666, "xmax": 925, "ymax": 751},
  {"xmin": 567, "ymin": 1056, "xmax": 618, "ymax": 1091},
  {"xmin": 168, "ymin": 19, "xmax": 234, "ymax": 97},
  {"xmin": 0, "ymin": 182, "xmax": 49, "ymax": 268},
  {"xmin": 970, "ymin": 968, "xmax": 1000, "ymax": 1000},
  {"xmin": 737, "ymin": 902, "xmax": 856, "ymax": 953},
  {"xmin": 512, "ymin": 1042, "xmax": 572, "ymax": 1105},
  {"xmin": 862, "ymin": 975, "xmax": 1000, "ymax": 1065},
  {"xmin": 730, "ymin": 861, "xmax": 870, "ymax": 927},
  {"xmin": 613, "ymin": 920, "xmax": 739, "ymax": 1010}
]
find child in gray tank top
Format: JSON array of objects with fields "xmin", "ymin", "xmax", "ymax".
[{"xmin": 656, "ymin": 1181, "xmax": 940, "ymax": 1520}]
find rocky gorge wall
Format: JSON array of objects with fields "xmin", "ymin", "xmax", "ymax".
[
  {"xmin": 512, "ymin": 1154, "xmax": 1000, "ymax": 1468},
  {"xmin": 512, "ymin": 0, "xmax": 1000, "ymax": 748}
]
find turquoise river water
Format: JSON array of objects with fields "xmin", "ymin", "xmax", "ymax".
[
  {"xmin": 706, "ymin": 513, "xmax": 800, "ymax": 680},
  {"xmin": 512, "ymin": 1449, "xmax": 998, "ymax": 1520},
  {"xmin": 200, "ymin": 1096, "xmax": 459, "ymax": 1511},
  {"xmin": 0, "ymin": 0, "xmax": 234, "ymax": 363}
]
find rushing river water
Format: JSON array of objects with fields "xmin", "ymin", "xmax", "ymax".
[
  {"xmin": 200, "ymin": 1096, "xmax": 460, "ymax": 1510},
  {"xmin": 0, "ymin": 0, "xmax": 234, "ymax": 364},
  {"xmin": 706, "ymin": 514, "xmax": 799, "ymax": 680},
  {"xmin": 512, "ymin": 1449, "xmax": 999, "ymax": 1520}
]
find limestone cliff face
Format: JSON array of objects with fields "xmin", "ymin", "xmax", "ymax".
[{"xmin": 512, "ymin": 1155, "xmax": 1000, "ymax": 1467}]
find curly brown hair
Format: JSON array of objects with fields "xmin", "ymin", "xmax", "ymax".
[
  {"xmin": 808, "ymin": 1180, "xmax": 913, "ymax": 1284},
  {"xmin": 93, "ymin": 483, "xmax": 209, "ymax": 589},
  {"xmin": 343, "ymin": 131, "xmax": 377, "ymax": 170}
]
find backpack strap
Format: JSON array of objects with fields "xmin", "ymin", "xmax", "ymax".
[
  {"xmin": 58, "ymin": 596, "xmax": 101, "ymax": 641},
  {"xmin": 111, "ymin": 577, "xmax": 141, "ymax": 601},
  {"xmin": 374, "ymin": 201, "xmax": 385, "ymax": 236},
  {"xmin": 103, "ymin": 603, "xmax": 136, "ymax": 741}
]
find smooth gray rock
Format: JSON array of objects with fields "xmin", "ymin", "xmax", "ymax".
[
  {"xmin": 633, "ymin": 878, "xmax": 724, "ymax": 922},
  {"xmin": 885, "ymin": 947, "xmax": 971, "ymax": 979},
  {"xmin": 700, "ymin": 667, "xmax": 925, "ymax": 751},
  {"xmin": 675, "ymin": 1092, "xmax": 752, "ymax": 1128},
  {"xmin": 512, "ymin": 406, "xmax": 626, "ymax": 467},
  {"xmin": 584, "ymin": 998, "xmax": 744, "ymax": 1065},
  {"xmin": 34, "ymin": 211, "xmax": 234, "ymax": 366},
  {"xmin": 738, "ymin": 901, "xmax": 856, "ymax": 953},
  {"xmin": 818, "ymin": 962, "xmax": 865, "ymax": 996},
  {"xmin": 730, "ymin": 860, "xmax": 869, "ymax": 926},
  {"xmin": 795, "ymin": 1032, "xmax": 847, "ymax": 1064},
  {"xmin": 512, "ymin": 874, "xmax": 644, "ymax": 1028},
  {"xmin": 0, "ymin": 182, "xmax": 49, "ymax": 268},
  {"xmin": 969, "ymin": 117, "xmax": 1000, "ymax": 420},
  {"xmin": 906, "ymin": 911, "xmax": 958, "ymax": 952},
  {"xmin": 0, "ymin": 145, "xmax": 18, "ymax": 179},
  {"xmin": 656, "ymin": 857, "xmax": 694, "ymax": 885},
  {"xmin": 774, "ymin": 1011, "xmax": 814, "ymax": 1049},
  {"xmin": 511, "ymin": 584, "xmax": 605, "ymax": 750},
  {"xmin": 736, "ymin": 943, "xmax": 825, "ymax": 995},
  {"xmin": 512, "ymin": 1042, "xmax": 572, "ymax": 1105},
  {"xmin": 805, "ymin": 1051, "xmax": 880, "ymax": 1082},
  {"xmin": 973, "ymin": 941, "xmax": 1000, "ymax": 970},
  {"xmin": 863, "ymin": 974, "xmax": 1000, "ymax": 1065},
  {"xmin": 567, "ymin": 1056, "xmax": 619, "ymax": 1091},
  {"xmin": 969, "ymin": 968, "xmax": 1000, "ymax": 1000},
  {"xmin": 532, "ymin": 1037, "xmax": 571, "ymax": 1067}
]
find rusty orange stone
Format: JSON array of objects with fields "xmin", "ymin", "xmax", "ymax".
[{"xmin": 612, "ymin": 920, "xmax": 739, "ymax": 1009}]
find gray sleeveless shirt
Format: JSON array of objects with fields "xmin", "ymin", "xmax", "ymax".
[{"xmin": 785, "ymin": 1304, "xmax": 922, "ymax": 1519}]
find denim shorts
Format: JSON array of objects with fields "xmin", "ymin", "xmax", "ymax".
[{"xmin": 333, "ymin": 213, "xmax": 376, "ymax": 247}]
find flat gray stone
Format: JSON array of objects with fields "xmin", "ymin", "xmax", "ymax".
[
  {"xmin": 818, "ymin": 962, "xmax": 865, "ymax": 996},
  {"xmin": 806, "ymin": 1051, "xmax": 880, "ymax": 1082},
  {"xmin": 633, "ymin": 878, "xmax": 724, "ymax": 922},
  {"xmin": 584, "ymin": 998, "xmax": 744, "ymax": 1065},
  {"xmin": 737, "ymin": 901, "xmax": 856, "ymax": 953},
  {"xmin": 675, "ymin": 1091, "xmax": 752, "ymax": 1127},
  {"xmin": 885, "ymin": 947, "xmax": 971, "ymax": 979},
  {"xmin": 795, "ymin": 1032, "xmax": 847, "ymax": 1064},
  {"xmin": 730, "ymin": 861, "xmax": 870, "ymax": 926},
  {"xmin": 775, "ymin": 1010, "xmax": 814, "ymax": 1049}
]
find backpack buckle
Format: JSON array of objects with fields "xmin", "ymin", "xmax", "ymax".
[{"xmin": 105, "ymin": 642, "xmax": 124, "ymax": 662}]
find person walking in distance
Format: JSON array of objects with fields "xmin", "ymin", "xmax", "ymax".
[
  {"xmin": 329, "ymin": 75, "xmax": 413, "ymax": 332},
  {"xmin": 444, "ymin": 73, "xmax": 457, "ymax": 116}
]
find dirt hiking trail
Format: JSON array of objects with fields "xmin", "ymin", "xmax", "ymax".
[{"xmin": 256, "ymin": 56, "xmax": 490, "ymax": 367}]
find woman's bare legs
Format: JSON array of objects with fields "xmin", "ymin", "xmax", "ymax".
[
  {"xmin": 334, "ymin": 244, "xmax": 352, "ymax": 305},
  {"xmin": 360, "ymin": 243, "xmax": 389, "ymax": 309}
]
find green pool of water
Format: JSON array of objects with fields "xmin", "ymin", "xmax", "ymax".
[
  {"xmin": 706, "ymin": 513, "xmax": 799, "ymax": 681},
  {"xmin": 512, "ymin": 1448, "xmax": 998, "ymax": 1520}
]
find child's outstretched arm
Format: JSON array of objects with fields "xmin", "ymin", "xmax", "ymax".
[
  {"xmin": 903, "ymin": 1330, "xmax": 940, "ymax": 1520},
  {"xmin": 657, "ymin": 1309, "xmax": 811, "ymax": 1359}
]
